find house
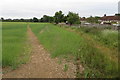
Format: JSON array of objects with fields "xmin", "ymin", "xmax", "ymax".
[
  {"xmin": 99, "ymin": 14, "xmax": 120, "ymax": 25},
  {"xmin": 80, "ymin": 17, "xmax": 87, "ymax": 24}
]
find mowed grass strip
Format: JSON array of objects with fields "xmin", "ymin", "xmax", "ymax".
[
  {"xmin": 2, "ymin": 22, "xmax": 28, "ymax": 68},
  {"xmin": 30, "ymin": 23, "xmax": 118, "ymax": 78}
]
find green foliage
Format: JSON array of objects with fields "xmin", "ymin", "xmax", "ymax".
[
  {"xmin": 33, "ymin": 17, "xmax": 39, "ymax": 22},
  {"xmin": 86, "ymin": 16, "xmax": 100, "ymax": 23},
  {"xmin": 54, "ymin": 11, "xmax": 64, "ymax": 24},
  {"xmin": 40, "ymin": 15, "xmax": 54, "ymax": 23},
  {"xmin": 67, "ymin": 12, "xmax": 80, "ymax": 25},
  {"xmin": 63, "ymin": 64, "xmax": 68, "ymax": 72}
]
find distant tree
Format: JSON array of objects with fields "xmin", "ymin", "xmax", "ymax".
[
  {"xmin": 49, "ymin": 16, "xmax": 54, "ymax": 23},
  {"xmin": 33, "ymin": 17, "xmax": 39, "ymax": 22},
  {"xmin": 67, "ymin": 12, "xmax": 80, "ymax": 25},
  {"xmin": 5, "ymin": 19, "xmax": 12, "ymax": 22},
  {"xmin": 63, "ymin": 16, "xmax": 68, "ymax": 23},
  {"xmin": 115, "ymin": 14, "xmax": 120, "ymax": 16},
  {"xmin": 20, "ymin": 18, "xmax": 25, "ymax": 22},
  {"xmin": 54, "ymin": 11, "xmax": 64, "ymax": 24},
  {"xmin": 43, "ymin": 15, "xmax": 50, "ymax": 22},
  {"xmin": 40, "ymin": 18, "xmax": 44, "ymax": 22},
  {"xmin": 1, "ymin": 17, "xmax": 4, "ymax": 21},
  {"xmin": 13, "ymin": 19, "xmax": 20, "ymax": 22},
  {"xmin": 43, "ymin": 15, "xmax": 49, "ymax": 22},
  {"xmin": 29, "ymin": 19, "xmax": 33, "ymax": 22},
  {"xmin": 87, "ymin": 16, "xmax": 100, "ymax": 23},
  {"xmin": 40, "ymin": 15, "xmax": 54, "ymax": 23}
]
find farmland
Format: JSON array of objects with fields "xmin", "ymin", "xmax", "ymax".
[
  {"xmin": 30, "ymin": 23, "xmax": 118, "ymax": 78},
  {"xmin": 2, "ymin": 22, "xmax": 30, "ymax": 69},
  {"xmin": 0, "ymin": 22, "xmax": 2, "ymax": 66},
  {"xmin": 2, "ymin": 22, "xmax": 118, "ymax": 78}
]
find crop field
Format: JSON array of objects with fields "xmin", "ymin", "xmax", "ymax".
[
  {"xmin": 2, "ymin": 22, "xmax": 118, "ymax": 78},
  {"xmin": 30, "ymin": 23, "xmax": 118, "ymax": 78},
  {"xmin": 0, "ymin": 22, "xmax": 2, "ymax": 66},
  {"xmin": 2, "ymin": 22, "xmax": 29, "ymax": 69}
]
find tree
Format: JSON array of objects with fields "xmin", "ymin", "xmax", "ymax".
[
  {"xmin": 54, "ymin": 11, "xmax": 64, "ymax": 24},
  {"xmin": 29, "ymin": 19, "xmax": 33, "ymax": 22},
  {"xmin": 115, "ymin": 14, "xmax": 120, "ymax": 16},
  {"xmin": 63, "ymin": 16, "xmax": 67, "ymax": 23},
  {"xmin": 86, "ymin": 16, "xmax": 100, "ymax": 23},
  {"xmin": 49, "ymin": 16, "xmax": 54, "ymax": 23},
  {"xmin": 20, "ymin": 18, "xmax": 25, "ymax": 22},
  {"xmin": 40, "ymin": 15, "xmax": 54, "ymax": 23},
  {"xmin": 67, "ymin": 12, "xmax": 80, "ymax": 25},
  {"xmin": 40, "ymin": 18, "xmax": 44, "ymax": 22},
  {"xmin": 33, "ymin": 17, "xmax": 39, "ymax": 22},
  {"xmin": 5, "ymin": 19, "xmax": 12, "ymax": 22},
  {"xmin": 1, "ymin": 17, "xmax": 4, "ymax": 21},
  {"xmin": 42, "ymin": 15, "xmax": 49, "ymax": 22}
]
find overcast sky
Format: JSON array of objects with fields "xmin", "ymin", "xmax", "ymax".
[{"xmin": 0, "ymin": 0, "xmax": 119, "ymax": 19}]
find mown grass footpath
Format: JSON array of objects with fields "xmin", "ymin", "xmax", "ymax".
[
  {"xmin": 2, "ymin": 22, "xmax": 31, "ymax": 69},
  {"xmin": 30, "ymin": 23, "xmax": 118, "ymax": 78}
]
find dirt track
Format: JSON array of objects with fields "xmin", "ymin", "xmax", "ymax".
[{"xmin": 2, "ymin": 26, "xmax": 76, "ymax": 78}]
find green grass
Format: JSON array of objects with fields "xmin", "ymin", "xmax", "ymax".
[
  {"xmin": 2, "ymin": 22, "xmax": 118, "ymax": 77},
  {"xmin": 76, "ymin": 26, "xmax": 118, "ymax": 61},
  {"xmin": 30, "ymin": 23, "xmax": 83, "ymax": 58},
  {"xmin": 30, "ymin": 23, "xmax": 118, "ymax": 78},
  {"xmin": 78, "ymin": 27, "xmax": 118, "ymax": 49},
  {"xmin": 2, "ymin": 22, "xmax": 29, "ymax": 68},
  {"xmin": 63, "ymin": 64, "xmax": 68, "ymax": 72},
  {"xmin": 0, "ymin": 22, "xmax": 2, "ymax": 66}
]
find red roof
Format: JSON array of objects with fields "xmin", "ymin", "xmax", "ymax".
[{"xmin": 100, "ymin": 16, "xmax": 120, "ymax": 21}]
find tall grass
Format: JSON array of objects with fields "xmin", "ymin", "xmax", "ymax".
[
  {"xmin": 30, "ymin": 23, "xmax": 118, "ymax": 78},
  {"xmin": 30, "ymin": 23, "xmax": 83, "ymax": 57},
  {"xmin": 2, "ymin": 22, "xmax": 27, "ymax": 68},
  {"xmin": 79, "ymin": 27, "xmax": 118, "ymax": 49},
  {"xmin": 0, "ymin": 22, "xmax": 2, "ymax": 67}
]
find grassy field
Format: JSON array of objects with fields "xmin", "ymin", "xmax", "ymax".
[
  {"xmin": 77, "ymin": 27, "xmax": 118, "ymax": 49},
  {"xmin": 30, "ymin": 23, "xmax": 118, "ymax": 78},
  {"xmin": 0, "ymin": 22, "xmax": 2, "ymax": 67},
  {"xmin": 2, "ymin": 22, "xmax": 30, "ymax": 69},
  {"xmin": 2, "ymin": 22, "xmax": 118, "ymax": 78}
]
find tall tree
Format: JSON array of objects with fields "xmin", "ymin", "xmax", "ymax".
[
  {"xmin": 1, "ymin": 17, "xmax": 4, "ymax": 21},
  {"xmin": 54, "ymin": 11, "xmax": 64, "ymax": 24},
  {"xmin": 40, "ymin": 15, "xmax": 54, "ymax": 23},
  {"xmin": 42, "ymin": 15, "xmax": 49, "ymax": 22},
  {"xmin": 67, "ymin": 12, "xmax": 80, "ymax": 25},
  {"xmin": 33, "ymin": 17, "xmax": 39, "ymax": 22}
]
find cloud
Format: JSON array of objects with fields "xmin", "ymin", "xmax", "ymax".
[{"xmin": 0, "ymin": 0, "xmax": 119, "ymax": 18}]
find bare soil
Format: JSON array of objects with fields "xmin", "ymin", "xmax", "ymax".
[{"xmin": 2, "ymin": 26, "xmax": 77, "ymax": 78}]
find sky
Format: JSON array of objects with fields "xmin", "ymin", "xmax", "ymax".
[{"xmin": 0, "ymin": 0, "xmax": 119, "ymax": 19}]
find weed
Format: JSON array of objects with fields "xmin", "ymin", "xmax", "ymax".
[{"xmin": 63, "ymin": 64, "xmax": 68, "ymax": 72}]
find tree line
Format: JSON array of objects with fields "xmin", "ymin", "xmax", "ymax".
[
  {"xmin": 1, "ymin": 11, "xmax": 81, "ymax": 25},
  {"xmin": 1, "ymin": 11, "xmax": 102, "ymax": 25}
]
